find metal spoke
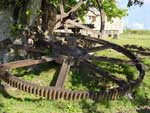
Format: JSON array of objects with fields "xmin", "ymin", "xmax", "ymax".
[
  {"xmin": 60, "ymin": 0, "xmax": 65, "ymax": 15},
  {"xmin": 66, "ymin": 0, "xmax": 84, "ymax": 16},
  {"xmin": 66, "ymin": 19, "xmax": 101, "ymax": 36},
  {"xmin": 55, "ymin": 58, "xmax": 72, "ymax": 88},
  {"xmin": 87, "ymin": 45, "xmax": 112, "ymax": 53},
  {"xmin": 3, "ymin": 57, "xmax": 54, "ymax": 69}
]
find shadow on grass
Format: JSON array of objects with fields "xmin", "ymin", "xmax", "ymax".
[
  {"xmin": 70, "ymin": 60, "xmax": 147, "ymax": 112},
  {"xmin": 131, "ymin": 90, "xmax": 150, "ymax": 113},
  {"xmin": 0, "ymin": 103, "xmax": 5, "ymax": 113},
  {"xmin": 0, "ymin": 58, "xmax": 148, "ymax": 113},
  {"xmin": 12, "ymin": 61, "xmax": 58, "ymax": 77},
  {"xmin": 49, "ymin": 65, "xmax": 60, "ymax": 86},
  {"xmin": 94, "ymin": 61, "xmax": 135, "ymax": 81},
  {"xmin": 70, "ymin": 61, "xmax": 136, "ymax": 91},
  {"xmin": 79, "ymin": 98, "xmax": 114, "ymax": 113}
]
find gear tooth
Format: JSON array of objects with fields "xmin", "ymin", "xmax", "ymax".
[
  {"xmin": 34, "ymin": 87, "xmax": 38, "ymax": 95},
  {"xmin": 76, "ymin": 93, "xmax": 82, "ymax": 100},
  {"xmin": 97, "ymin": 92, "xmax": 101, "ymax": 101},
  {"xmin": 94, "ymin": 92, "xmax": 97, "ymax": 100},
  {"xmin": 69, "ymin": 92, "xmax": 74, "ymax": 100},
  {"xmin": 53, "ymin": 90, "xmax": 57, "ymax": 100},
  {"xmin": 72, "ymin": 92, "xmax": 76, "ymax": 100},
  {"xmin": 67, "ymin": 92, "xmax": 71, "ymax": 100},
  {"xmin": 51, "ymin": 90, "xmax": 55, "ymax": 99},
  {"xmin": 64, "ymin": 91, "xmax": 68, "ymax": 100},
  {"xmin": 86, "ymin": 92, "xmax": 90, "ymax": 99},
  {"xmin": 16, "ymin": 81, "xmax": 20, "ymax": 89},
  {"xmin": 93, "ymin": 92, "xmax": 96, "ymax": 100},
  {"xmin": 80, "ymin": 93, "xmax": 84, "ymax": 99},
  {"xmin": 114, "ymin": 89, "xmax": 118, "ymax": 100},
  {"xmin": 62, "ymin": 91, "xmax": 66, "ymax": 99},
  {"xmin": 42, "ymin": 88, "xmax": 46, "ymax": 98},
  {"xmin": 89, "ymin": 92, "xmax": 94, "ymax": 100},
  {"xmin": 38, "ymin": 88, "xmax": 42, "ymax": 96},
  {"xmin": 22, "ymin": 84, "xmax": 25, "ymax": 91},
  {"xmin": 23, "ymin": 84, "xmax": 27, "ymax": 92},
  {"xmin": 68, "ymin": 92, "xmax": 72, "ymax": 100},
  {"xmin": 94, "ymin": 92, "xmax": 98, "ymax": 100},
  {"xmin": 21, "ymin": 83, "xmax": 24, "ymax": 91},
  {"xmin": 14, "ymin": 81, "xmax": 17, "ymax": 88},
  {"xmin": 54, "ymin": 90, "xmax": 57, "ymax": 99},
  {"xmin": 111, "ymin": 89, "xmax": 115, "ymax": 100},
  {"xmin": 44, "ymin": 89, "xmax": 48, "ymax": 98},
  {"xmin": 105, "ymin": 90, "xmax": 110, "ymax": 100},
  {"xmin": 115, "ymin": 89, "xmax": 119, "ymax": 99},
  {"xmin": 120, "ymin": 88, "xmax": 126, "ymax": 98},
  {"xmin": 20, "ymin": 83, "xmax": 23, "ymax": 91},
  {"xmin": 17, "ymin": 82, "xmax": 21, "ymax": 90},
  {"xmin": 58, "ymin": 91, "xmax": 62, "ymax": 99},
  {"xmin": 8, "ymin": 79, "xmax": 12, "ymax": 85},
  {"xmin": 13, "ymin": 80, "xmax": 16, "ymax": 87},
  {"xmin": 15, "ymin": 81, "xmax": 18, "ymax": 88},
  {"xmin": 55, "ymin": 90, "xmax": 58, "ymax": 99},
  {"xmin": 12, "ymin": 81, "xmax": 15, "ymax": 87},
  {"xmin": 107, "ymin": 90, "xmax": 110, "ymax": 100},
  {"xmin": 40, "ymin": 88, "xmax": 44, "ymax": 97},
  {"xmin": 103, "ymin": 91, "xmax": 107, "ymax": 100},
  {"xmin": 31, "ymin": 86, "xmax": 34, "ymax": 94},
  {"xmin": 59, "ymin": 91, "xmax": 64, "ymax": 99},
  {"xmin": 24, "ymin": 85, "xmax": 28, "ymax": 92},
  {"xmin": 118, "ymin": 88, "xmax": 124, "ymax": 99},
  {"xmin": 82, "ymin": 92, "xmax": 88, "ymax": 100},
  {"xmin": 26, "ymin": 85, "xmax": 30, "ymax": 93},
  {"xmin": 56, "ymin": 90, "xmax": 61, "ymax": 99},
  {"xmin": 27, "ymin": 85, "xmax": 31, "ymax": 93},
  {"xmin": 26, "ymin": 85, "xmax": 29, "ymax": 92},
  {"xmin": 109, "ymin": 90, "xmax": 113, "ymax": 100},
  {"xmin": 48, "ymin": 89, "xmax": 52, "ymax": 100}
]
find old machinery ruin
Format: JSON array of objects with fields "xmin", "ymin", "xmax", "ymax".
[{"xmin": 0, "ymin": 0, "xmax": 145, "ymax": 101}]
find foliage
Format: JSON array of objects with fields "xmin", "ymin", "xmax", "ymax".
[
  {"xmin": 124, "ymin": 29, "xmax": 150, "ymax": 35},
  {"xmin": 127, "ymin": 0, "xmax": 144, "ymax": 7},
  {"xmin": 0, "ymin": 0, "xmax": 144, "ymax": 21},
  {"xmin": 48, "ymin": 0, "xmax": 128, "ymax": 20},
  {"xmin": 103, "ymin": 0, "xmax": 127, "ymax": 20}
]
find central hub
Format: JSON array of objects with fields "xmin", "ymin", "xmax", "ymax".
[{"xmin": 52, "ymin": 36, "xmax": 87, "ymax": 58}]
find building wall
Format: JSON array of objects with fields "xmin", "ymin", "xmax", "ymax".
[{"xmin": 84, "ymin": 8, "xmax": 124, "ymax": 37}]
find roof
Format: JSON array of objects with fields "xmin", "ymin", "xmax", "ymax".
[{"xmin": 87, "ymin": 7, "xmax": 100, "ymax": 16}]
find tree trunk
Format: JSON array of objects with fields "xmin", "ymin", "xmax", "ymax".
[
  {"xmin": 27, "ymin": 0, "xmax": 42, "ymax": 26},
  {"xmin": 0, "ymin": 10, "xmax": 12, "ymax": 41}
]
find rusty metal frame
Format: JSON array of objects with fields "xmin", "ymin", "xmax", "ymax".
[{"xmin": 0, "ymin": 0, "xmax": 146, "ymax": 101}]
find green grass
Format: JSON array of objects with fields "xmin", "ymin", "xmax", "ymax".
[{"xmin": 0, "ymin": 32, "xmax": 150, "ymax": 113}]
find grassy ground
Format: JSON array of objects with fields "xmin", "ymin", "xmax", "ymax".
[{"xmin": 0, "ymin": 32, "xmax": 150, "ymax": 113}]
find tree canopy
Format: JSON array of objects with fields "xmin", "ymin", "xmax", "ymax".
[
  {"xmin": 0, "ymin": 0, "xmax": 144, "ymax": 31},
  {"xmin": 0, "ymin": 0, "xmax": 144, "ymax": 19}
]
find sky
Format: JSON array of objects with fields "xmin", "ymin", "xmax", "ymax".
[{"xmin": 118, "ymin": 0, "xmax": 150, "ymax": 30}]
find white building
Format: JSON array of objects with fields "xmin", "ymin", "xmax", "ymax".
[{"xmin": 84, "ymin": 8, "xmax": 124, "ymax": 38}]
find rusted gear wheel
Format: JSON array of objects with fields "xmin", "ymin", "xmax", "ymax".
[
  {"xmin": 0, "ymin": 32, "xmax": 145, "ymax": 101},
  {"xmin": 0, "ymin": 0, "xmax": 145, "ymax": 101},
  {"xmin": 124, "ymin": 44, "xmax": 150, "ymax": 56}
]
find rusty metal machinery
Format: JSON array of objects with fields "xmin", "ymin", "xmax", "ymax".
[
  {"xmin": 0, "ymin": 0, "xmax": 145, "ymax": 101},
  {"xmin": 124, "ymin": 44, "xmax": 150, "ymax": 56}
]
